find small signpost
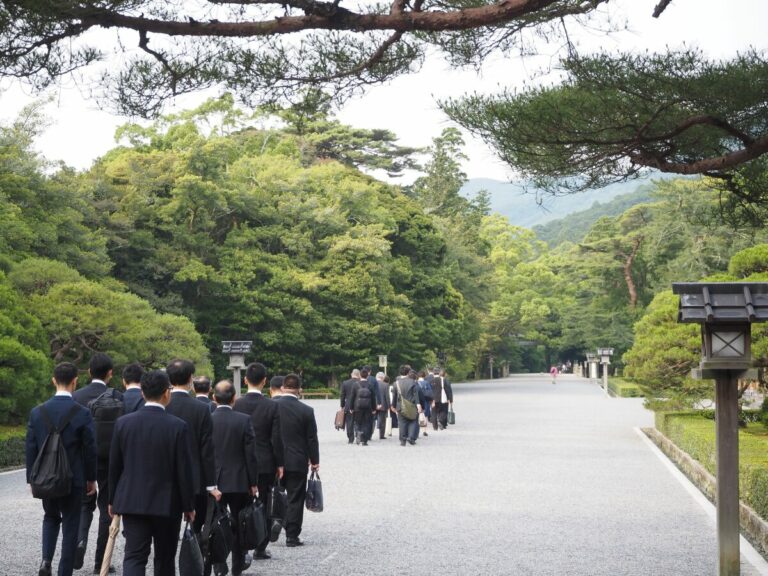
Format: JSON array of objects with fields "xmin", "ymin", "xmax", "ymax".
[
  {"xmin": 597, "ymin": 347, "xmax": 614, "ymax": 397},
  {"xmin": 673, "ymin": 282, "xmax": 768, "ymax": 576},
  {"xmin": 222, "ymin": 340, "xmax": 252, "ymax": 398},
  {"xmin": 378, "ymin": 354, "xmax": 388, "ymax": 377},
  {"xmin": 586, "ymin": 352, "xmax": 598, "ymax": 381}
]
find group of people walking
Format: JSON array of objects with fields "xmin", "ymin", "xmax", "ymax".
[
  {"xmin": 25, "ymin": 353, "xmax": 319, "ymax": 576},
  {"xmin": 340, "ymin": 365, "xmax": 453, "ymax": 447}
]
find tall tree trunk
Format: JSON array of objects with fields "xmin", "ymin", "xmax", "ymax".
[{"xmin": 623, "ymin": 237, "xmax": 643, "ymax": 308}]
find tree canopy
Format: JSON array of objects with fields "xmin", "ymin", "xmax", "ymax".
[
  {"xmin": 443, "ymin": 49, "xmax": 768, "ymax": 193},
  {"xmin": 0, "ymin": 0, "xmax": 619, "ymax": 115}
]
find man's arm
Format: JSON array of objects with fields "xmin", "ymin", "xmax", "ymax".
[
  {"xmin": 269, "ymin": 404, "xmax": 285, "ymax": 473},
  {"xmin": 305, "ymin": 410, "xmax": 320, "ymax": 469},
  {"xmin": 176, "ymin": 424, "xmax": 196, "ymax": 519},
  {"xmin": 339, "ymin": 382, "xmax": 346, "ymax": 409},
  {"xmin": 244, "ymin": 421, "xmax": 259, "ymax": 487},
  {"xmin": 107, "ymin": 420, "xmax": 124, "ymax": 507},
  {"xmin": 199, "ymin": 409, "xmax": 216, "ymax": 490},
  {"xmin": 25, "ymin": 410, "xmax": 38, "ymax": 483},
  {"xmin": 82, "ymin": 411, "xmax": 97, "ymax": 485}
]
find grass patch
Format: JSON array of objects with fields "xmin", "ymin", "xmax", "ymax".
[
  {"xmin": 0, "ymin": 425, "xmax": 26, "ymax": 470},
  {"xmin": 608, "ymin": 377, "xmax": 643, "ymax": 398},
  {"xmin": 656, "ymin": 411, "xmax": 768, "ymax": 520}
]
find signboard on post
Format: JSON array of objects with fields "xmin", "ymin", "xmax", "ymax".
[{"xmin": 378, "ymin": 354, "xmax": 387, "ymax": 376}]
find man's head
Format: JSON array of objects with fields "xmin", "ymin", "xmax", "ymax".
[
  {"xmin": 213, "ymin": 380, "xmax": 236, "ymax": 406},
  {"xmin": 166, "ymin": 359, "xmax": 195, "ymax": 388},
  {"xmin": 89, "ymin": 352, "xmax": 113, "ymax": 381},
  {"xmin": 122, "ymin": 362, "xmax": 144, "ymax": 387},
  {"xmin": 361, "ymin": 366, "xmax": 371, "ymax": 379},
  {"xmin": 141, "ymin": 370, "xmax": 172, "ymax": 405},
  {"xmin": 351, "ymin": 369, "xmax": 361, "ymax": 380},
  {"xmin": 281, "ymin": 373, "xmax": 301, "ymax": 394},
  {"xmin": 399, "ymin": 364, "xmax": 411, "ymax": 377},
  {"xmin": 245, "ymin": 362, "xmax": 268, "ymax": 389},
  {"xmin": 269, "ymin": 375, "xmax": 284, "ymax": 397},
  {"xmin": 193, "ymin": 376, "xmax": 212, "ymax": 396},
  {"xmin": 53, "ymin": 362, "xmax": 79, "ymax": 391},
  {"xmin": 432, "ymin": 367, "xmax": 441, "ymax": 375},
  {"xmin": 375, "ymin": 371, "xmax": 385, "ymax": 382}
]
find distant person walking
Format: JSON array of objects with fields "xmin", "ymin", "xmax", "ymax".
[
  {"xmin": 374, "ymin": 372, "xmax": 390, "ymax": 440},
  {"xmin": 550, "ymin": 366, "xmax": 558, "ymax": 385},
  {"xmin": 27, "ymin": 362, "xmax": 97, "ymax": 576},
  {"xmin": 122, "ymin": 363, "xmax": 145, "ymax": 414},
  {"xmin": 392, "ymin": 365, "xmax": 422, "ymax": 446},
  {"xmin": 339, "ymin": 370, "xmax": 361, "ymax": 445}
]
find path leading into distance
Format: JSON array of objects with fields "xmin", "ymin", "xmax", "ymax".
[{"xmin": 2, "ymin": 374, "xmax": 767, "ymax": 575}]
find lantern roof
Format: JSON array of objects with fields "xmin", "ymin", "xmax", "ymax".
[{"xmin": 672, "ymin": 283, "xmax": 768, "ymax": 324}]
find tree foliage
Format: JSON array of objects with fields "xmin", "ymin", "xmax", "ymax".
[{"xmin": 443, "ymin": 49, "xmax": 768, "ymax": 193}]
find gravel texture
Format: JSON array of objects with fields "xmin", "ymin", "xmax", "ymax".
[{"xmin": 1, "ymin": 374, "xmax": 765, "ymax": 575}]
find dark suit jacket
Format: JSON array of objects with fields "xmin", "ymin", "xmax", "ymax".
[
  {"xmin": 195, "ymin": 395, "xmax": 216, "ymax": 414},
  {"xmin": 73, "ymin": 380, "xmax": 123, "ymax": 408},
  {"xmin": 340, "ymin": 378, "xmax": 357, "ymax": 413},
  {"xmin": 109, "ymin": 405, "xmax": 195, "ymax": 517},
  {"xmin": 26, "ymin": 395, "xmax": 97, "ymax": 490},
  {"xmin": 123, "ymin": 388, "xmax": 145, "ymax": 414},
  {"xmin": 275, "ymin": 395, "xmax": 319, "ymax": 472},
  {"xmin": 233, "ymin": 392, "xmax": 284, "ymax": 474},
  {"xmin": 166, "ymin": 391, "xmax": 215, "ymax": 493},
  {"xmin": 211, "ymin": 406, "xmax": 259, "ymax": 493}
]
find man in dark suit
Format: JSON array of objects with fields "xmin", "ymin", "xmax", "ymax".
[
  {"xmin": 212, "ymin": 380, "xmax": 259, "ymax": 576},
  {"xmin": 165, "ymin": 359, "xmax": 219, "ymax": 534},
  {"xmin": 108, "ymin": 370, "xmax": 196, "ymax": 576},
  {"xmin": 274, "ymin": 374, "xmax": 319, "ymax": 547},
  {"xmin": 72, "ymin": 352, "xmax": 122, "ymax": 573},
  {"xmin": 233, "ymin": 362, "xmax": 284, "ymax": 559},
  {"xmin": 27, "ymin": 362, "xmax": 97, "ymax": 576},
  {"xmin": 193, "ymin": 376, "xmax": 216, "ymax": 413},
  {"xmin": 339, "ymin": 370, "xmax": 360, "ymax": 444},
  {"xmin": 122, "ymin": 363, "xmax": 145, "ymax": 414},
  {"xmin": 349, "ymin": 373, "xmax": 376, "ymax": 446}
]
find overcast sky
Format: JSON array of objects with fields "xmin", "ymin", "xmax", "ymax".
[{"xmin": 1, "ymin": 0, "xmax": 766, "ymax": 181}]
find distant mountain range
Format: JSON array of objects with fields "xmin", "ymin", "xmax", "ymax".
[{"xmin": 460, "ymin": 174, "xmax": 676, "ymax": 230}]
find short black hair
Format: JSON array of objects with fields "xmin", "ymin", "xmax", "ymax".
[
  {"xmin": 213, "ymin": 380, "xmax": 236, "ymax": 405},
  {"xmin": 399, "ymin": 364, "xmax": 411, "ymax": 376},
  {"xmin": 282, "ymin": 373, "xmax": 301, "ymax": 390},
  {"xmin": 246, "ymin": 362, "xmax": 267, "ymax": 386},
  {"xmin": 54, "ymin": 362, "xmax": 79, "ymax": 385},
  {"xmin": 384, "ymin": 375, "xmax": 390, "ymax": 383},
  {"xmin": 142, "ymin": 370, "xmax": 171, "ymax": 401},
  {"xmin": 166, "ymin": 359, "xmax": 195, "ymax": 386},
  {"xmin": 269, "ymin": 375, "xmax": 284, "ymax": 389},
  {"xmin": 360, "ymin": 368, "xmax": 370, "ymax": 378},
  {"xmin": 89, "ymin": 352, "xmax": 113, "ymax": 380},
  {"xmin": 193, "ymin": 376, "xmax": 212, "ymax": 394},
  {"xmin": 122, "ymin": 362, "xmax": 144, "ymax": 385}
]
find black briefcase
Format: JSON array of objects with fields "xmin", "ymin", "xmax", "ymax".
[
  {"xmin": 201, "ymin": 500, "xmax": 233, "ymax": 565},
  {"xmin": 178, "ymin": 521, "xmax": 204, "ymax": 576},
  {"xmin": 305, "ymin": 471, "xmax": 323, "ymax": 513},
  {"xmin": 238, "ymin": 498, "xmax": 268, "ymax": 550},
  {"xmin": 268, "ymin": 484, "xmax": 288, "ymax": 524}
]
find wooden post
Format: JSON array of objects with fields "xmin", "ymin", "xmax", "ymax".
[{"xmin": 715, "ymin": 373, "xmax": 740, "ymax": 576}]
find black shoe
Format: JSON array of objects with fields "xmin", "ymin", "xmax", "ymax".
[
  {"xmin": 93, "ymin": 567, "xmax": 116, "ymax": 574},
  {"xmin": 269, "ymin": 520, "xmax": 283, "ymax": 543},
  {"xmin": 38, "ymin": 560, "xmax": 52, "ymax": 576},
  {"xmin": 423, "ymin": 431, "xmax": 428, "ymax": 436},
  {"xmin": 213, "ymin": 563, "xmax": 229, "ymax": 576},
  {"xmin": 400, "ymin": 440, "xmax": 406, "ymax": 446},
  {"xmin": 286, "ymin": 538, "xmax": 304, "ymax": 547},
  {"xmin": 408, "ymin": 439, "xmax": 416, "ymax": 445},
  {"xmin": 362, "ymin": 441, "xmax": 368, "ymax": 446},
  {"xmin": 255, "ymin": 550, "xmax": 272, "ymax": 560},
  {"xmin": 74, "ymin": 541, "xmax": 86, "ymax": 570},
  {"xmin": 347, "ymin": 438, "xmax": 353, "ymax": 444},
  {"xmin": 379, "ymin": 435, "xmax": 386, "ymax": 439},
  {"xmin": 242, "ymin": 552, "xmax": 252, "ymax": 570}
]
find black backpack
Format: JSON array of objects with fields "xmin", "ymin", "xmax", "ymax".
[
  {"xmin": 88, "ymin": 389, "xmax": 124, "ymax": 459},
  {"xmin": 354, "ymin": 385, "xmax": 372, "ymax": 411},
  {"xmin": 29, "ymin": 404, "xmax": 80, "ymax": 500}
]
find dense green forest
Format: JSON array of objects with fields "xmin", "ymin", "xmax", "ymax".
[{"xmin": 2, "ymin": 96, "xmax": 768, "ymax": 424}]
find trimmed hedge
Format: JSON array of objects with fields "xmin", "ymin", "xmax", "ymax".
[
  {"xmin": 656, "ymin": 411, "xmax": 768, "ymax": 520},
  {"xmin": 608, "ymin": 378, "xmax": 643, "ymax": 398},
  {"xmin": 0, "ymin": 426, "xmax": 26, "ymax": 470}
]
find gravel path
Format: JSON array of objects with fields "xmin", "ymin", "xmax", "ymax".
[{"xmin": 2, "ymin": 374, "xmax": 766, "ymax": 575}]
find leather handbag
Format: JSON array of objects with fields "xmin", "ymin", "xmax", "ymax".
[
  {"xmin": 238, "ymin": 498, "xmax": 268, "ymax": 550},
  {"xmin": 305, "ymin": 471, "xmax": 323, "ymax": 513},
  {"xmin": 334, "ymin": 408, "xmax": 345, "ymax": 430},
  {"xmin": 268, "ymin": 483, "xmax": 288, "ymax": 524},
  {"xmin": 178, "ymin": 521, "xmax": 204, "ymax": 576},
  {"xmin": 448, "ymin": 406, "xmax": 455, "ymax": 425}
]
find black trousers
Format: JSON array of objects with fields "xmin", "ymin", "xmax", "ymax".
[
  {"xmin": 353, "ymin": 411, "xmax": 373, "ymax": 442},
  {"xmin": 77, "ymin": 462, "xmax": 110, "ymax": 570},
  {"xmin": 42, "ymin": 489, "xmax": 81, "ymax": 576},
  {"xmin": 376, "ymin": 410, "xmax": 388, "ymax": 438},
  {"xmin": 221, "ymin": 493, "xmax": 250, "ymax": 573},
  {"xmin": 344, "ymin": 412, "xmax": 354, "ymax": 441},
  {"xmin": 282, "ymin": 471, "xmax": 307, "ymax": 540},
  {"xmin": 192, "ymin": 492, "xmax": 208, "ymax": 534},
  {"xmin": 122, "ymin": 513, "xmax": 182, "ymax": 576},
  {"xmin": 256, "ymin": 472, "xmax": 275, "ymax": 552},
  {"xmin": 431, "ymin": 402, "xmax": 449, "ymax": 429}
]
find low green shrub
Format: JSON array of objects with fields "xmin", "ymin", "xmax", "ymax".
[
  {"xmin": 608, "ymin": 378, "xmax": 643, "ymax": 398},
  {"xmin": 0, "ymin": 426, "xmax": 26, "ymax": 470},
  {"xmin": 301, "ymin": 387, "xmax": 339, "ymax": 398},
  {"xmin": 656, "ymin": 412, "xmax": 768, "ymax": 520}
]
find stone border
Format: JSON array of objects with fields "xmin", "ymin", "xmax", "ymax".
[{"xmin": 642, "ymin": 427, "xmax": 768, "ymax": 559}]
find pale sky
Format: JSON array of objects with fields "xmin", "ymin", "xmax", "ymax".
[{"xmin": 1, "ymin": 0, "xmax": 766, "ymax": 181}]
